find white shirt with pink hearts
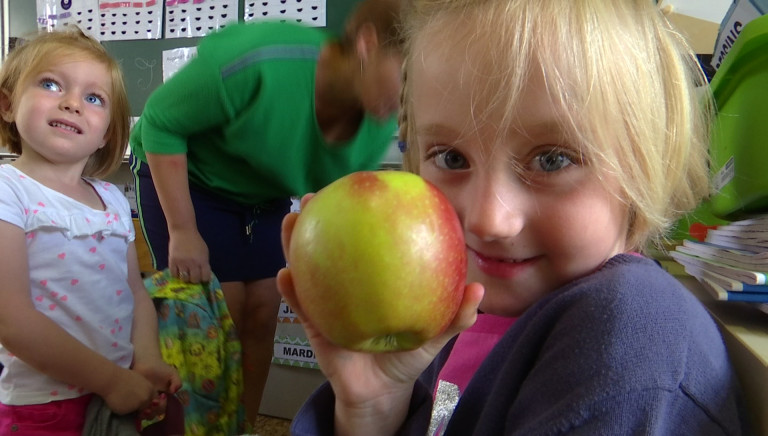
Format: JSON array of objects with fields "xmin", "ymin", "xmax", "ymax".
[{"xmin": 0, "ymin": 164, "xmax": 136, "ymax": 405}]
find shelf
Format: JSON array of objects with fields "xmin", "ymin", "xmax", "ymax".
[{"xmin": 678, "ymin": 275, "xmax": 768, "ymax": 434}]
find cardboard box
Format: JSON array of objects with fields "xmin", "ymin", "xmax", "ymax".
[
  {"xmin": 709, "ymin": 13, "xmax": 768, "ymax": 218},
  {"xmin": 711, "ymin": 0, "xmax": 768, "ymax": 70}
]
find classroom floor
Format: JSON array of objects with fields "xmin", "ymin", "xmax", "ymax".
[{"xmin": 251, "ymin": 414, "xmax": 292, "ymax": 435}]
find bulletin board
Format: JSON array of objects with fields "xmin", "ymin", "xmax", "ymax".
[{"xmin": 103, "ymin": 0, "xmax": 360, "ymax": 116}]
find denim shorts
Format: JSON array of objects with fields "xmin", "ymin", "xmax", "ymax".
[{"xmin": 131, "ymin": 155, "xmax": 290, "ymax": 282}]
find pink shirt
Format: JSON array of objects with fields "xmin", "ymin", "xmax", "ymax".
[{"xmin": 429, "ymin": 313, "xmax": 516, "ymax": 435}]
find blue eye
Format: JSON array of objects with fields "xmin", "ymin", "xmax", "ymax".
[
  {"xmin": 432, "ymin": 148, "xmax": 468, "ymax": 170},
  {"xmin": 535, "ymin": 150, "xmax": 574, "ymax": 172},
  {"xmin": 85, "ymin": 94, "xmax": 105, "ymax": 106},
  {"xmin": 40, "ymin": 79, "xmax": 61, "ymax": 92}
]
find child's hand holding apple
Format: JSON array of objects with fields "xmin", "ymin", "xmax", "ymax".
[{"xmin": 277, "ymin": 171, "xmax": 484, "ymax": 433}]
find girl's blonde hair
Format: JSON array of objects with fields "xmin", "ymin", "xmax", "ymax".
[
  {"xmin": 400, "ymin": 0, "xmax": 713, "ymax": 252},
  {"xmin": 0, "ymin": 27, "xmax": 130, "ymax": 178}
]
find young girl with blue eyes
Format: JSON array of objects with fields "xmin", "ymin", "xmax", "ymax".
[
  {"xmin": 278, "ymin": 0, "xmax": 749, "ymax": 434},
  {"xmin": 0, "ymin": 28, "xmax": 180, "ymax": 435}
]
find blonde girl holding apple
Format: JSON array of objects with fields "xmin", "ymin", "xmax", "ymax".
[
  {"xmin": 277, "ymin": 0, "xmax": 749, "ymax": 434},
  {"xmin": 0, "ymin": 28, "xmax": 180, "ymax": 435}
]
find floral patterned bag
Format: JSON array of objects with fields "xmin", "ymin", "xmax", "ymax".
[{"xmin": 144, "ymin": 269, "xmax": 245, "ymax": 436}]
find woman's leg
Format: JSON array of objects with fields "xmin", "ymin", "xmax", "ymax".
[{"xmin": 221, "ymin": 278, "xmax": 281, "ymax": 425}]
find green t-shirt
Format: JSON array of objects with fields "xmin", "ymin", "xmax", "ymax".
[{"xmin": 130, "ymin": 21, "xmax": 397, "ymax": 205}]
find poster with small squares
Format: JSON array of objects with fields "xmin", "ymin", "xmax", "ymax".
[
  {"xmin": 164, "ymin": 0, "xmax": 238, "ymax": 39},
  {"xmin": 99, "ymin": 1, "xmax": 163, "ymax": 41},
  {"xmin": 36, "ymin": 0, "xmax": 99, "ymax": 37},
  {"xmin": 244, "ymin": 0, "xmax": 326, "ymax": 27}
]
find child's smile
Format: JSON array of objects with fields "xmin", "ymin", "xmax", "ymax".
[
  {"xmin": 11, "ymin": 59, "xmax": 110, "ymax": 168},
  {"xmin": 409, "ymin": 32, "xmax": 629, "ymax": 317}
]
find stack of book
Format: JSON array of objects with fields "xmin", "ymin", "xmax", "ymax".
[{"xmin": 671, "ymin": 215, "xmax": 768, "ymax": 302}]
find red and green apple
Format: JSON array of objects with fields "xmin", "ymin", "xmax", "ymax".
[{"xmin": 288, "ymin": 170, "xmax": 467, "ymax": 352}]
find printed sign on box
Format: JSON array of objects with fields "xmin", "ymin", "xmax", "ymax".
[
  {"xmin": 273, "ymin": 336, "xmax": 319, "ymax": 369},
  {"xmin": 711, "ymin": 0, "xmax": 768, "ymax": 70}
]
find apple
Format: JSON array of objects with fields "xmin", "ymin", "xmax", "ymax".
[{"xmin": 288, "ymin": 170, "xmax": 467, "ymax": 352}]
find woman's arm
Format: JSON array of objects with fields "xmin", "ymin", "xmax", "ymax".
[
  {"xmin": 144, "ymin": 152, "xmax": 211, "ymax": 283},
  {"xmin": 135, "ymin": 49, "xmax": 232, "ymax": 284}
]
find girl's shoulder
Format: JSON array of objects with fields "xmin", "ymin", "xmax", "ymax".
[
  {"xmin": 0, "ymin": 163, "xmax": 24, "ymax": 181},
  {"xmin": 84, "ymin": 177, "xmax": 126, "ymax": 203},
  {"xmin": 0, "ymin": 171, "xmax": 134, "ymax": 240},
  {"xmin": 0, "ymin": 164, "xmax": 40, "ymax": 199},
  {"xmin": 495, "ymin": 254, "xmax": 740, "ymax": 435},
  {"xmin": 83, "ymin": 177, "xmax": 133, "ymax": 222},
  {"xmin": 526, "ymin": 253, "xmax": 721, "ymax": 362},
  {"xmin": 570, "ymin": 253, "xmax": 690, "ymax": 305},
  {"xmin": 518, "ymin": 254, "xmax": 715, "ymax": 356}
]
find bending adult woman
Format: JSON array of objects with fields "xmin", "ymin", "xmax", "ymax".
[{"xmin": 129, "ymin": 0, "xmax": 404, "ymax": 425}]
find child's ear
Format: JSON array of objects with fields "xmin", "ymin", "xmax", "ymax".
[
  {"xmin": 0, "ymin": 90, "xmax": 14, "ymax": 122},
  {"xmin": 355, "ymin": 23, "xmax": 379, "ymax": 63}
]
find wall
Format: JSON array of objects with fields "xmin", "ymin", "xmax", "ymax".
[
  {"xmin": 8, "ymin": 0, "xmax": 36, "ymax": 38},
  {"xmin": 7, "ymin": 0, "xmax": 360, "ymax": 115},
  {"xmin": 665, "ymin": 0, "xmax": 732, "ymax": 23},
  {"xmin": 661, "ymin": 0, "xmax": 732, "ymax": 54}
]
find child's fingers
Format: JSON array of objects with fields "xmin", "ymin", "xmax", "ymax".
[
  {"xmin": 281, "ymin": 212, "xmax": 299, "ymax": 259},
  {"xmin": 166, "ymin": 370, "xmax": 182, "ymax": 394},
  {"xmin": 444, "ymin": 282, "xmax": 485, "ymax": 337},
  {"xmin": 281, "ymin": 193, "xmax": 316, "ymax": 259},
  {"xmin": 420, "ymin": 282, "xmax": 484, "ymax": 357},
  {"xmin": 299, "ymin": 193, "xmax": 315, "ymax": 209},
  {"xmin": 139, "ymin": 392, "xmax": 167, "ymax": 420},
  {"xmin": 276, "ymin": 267, "xmax": 306, "ymax": 322},
  {"xmin": 169, "ymin": 379, "xmax": 182, "ymax": 395}
]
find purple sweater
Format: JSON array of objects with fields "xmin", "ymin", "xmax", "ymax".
[{"xmin": 291, "ymin": 254, "xmax": 749, "ymax": 435}]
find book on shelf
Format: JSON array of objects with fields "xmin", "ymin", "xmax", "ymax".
[
  {"xmin": 705, "ymin": 230, "xmax": 768, "ymax": 253},
  {"xmin": 717, "ymin": 215, "xmax": 768, "ymax": 231},
  {"xmin": 676, "ymin": 240, "xmax": 768, "ymax": 270},
  {"xmin": 678, "ymin": 260, "xmax": 768, "ymax": 292},
  {"xmin": 708, "ymin": 227, "xmax": 768, "ymax": 240},
  {"xmin": 669, "ymin": 250, "xmax": 768, "ymax": 285},
  {"xmin": 698, "ymin": 277, "xmax": 768, "ymax": 303}
]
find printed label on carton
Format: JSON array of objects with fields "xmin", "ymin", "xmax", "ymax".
[
  {"xmin": 711, "ymin": 0, "xmax": 764, "ymax": 71},
  {"xmin": 713, "ymin": 156, "xmax": 735, "ymax": 193}
]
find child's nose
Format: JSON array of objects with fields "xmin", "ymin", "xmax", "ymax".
[
  {"xmin": 59, "ymin": 96, "xmax": 81, "ymax": 114},
  {"xmin": 464, "ymin": 179, "xmax": 524, "ymax": 242}
]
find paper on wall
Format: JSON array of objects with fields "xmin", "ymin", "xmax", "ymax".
[
  {"xmin": 99, "ymin": 0, "xmax": 163, "ymax": 41},
  {"xmin": 244, "ymin": 0, "xmax": 326, "ymax": 27},
  {"xmin": 164, "ymin": 0, "xmax": 238, "ymax": 39},
  {"xmin": 36, "ymin": 0, "xmax": 99, "ymax": 37},
  {"xmin": 162, "ymin": 46, "xmax": 198, "ymax": 82}
]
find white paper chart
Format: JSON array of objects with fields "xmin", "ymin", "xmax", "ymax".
[
  {"xmin": 162, "ymin": 46, "xmax": 198, "ymax": 82},
  {"xmin": 165, "ymin": 0, "xmax": 238, "ymax": 39},
  {"xmin": 99, "ymin": 1, "xmax": 163, "ymax": 41},
  {"xmin": 244, "ymin": 0, "xmax": 326, "ymax": 27},
  {"xmin": 36, "ymin": 0, "xmax": 99, "ymax": 36}
]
